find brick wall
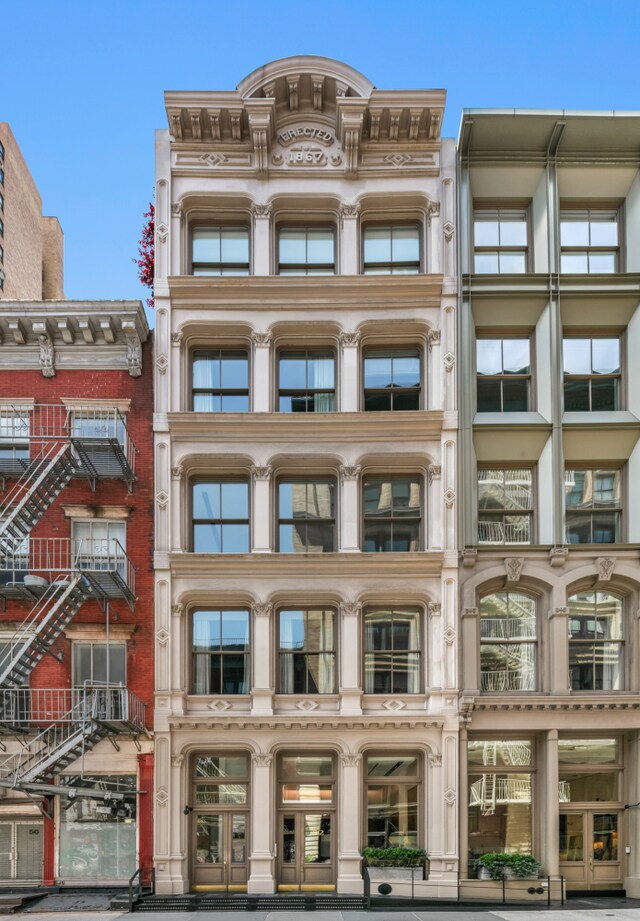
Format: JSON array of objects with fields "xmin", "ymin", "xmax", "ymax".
[{"xmin": 0, "ymin": 124, "xmax": 44, "ymax": 300}]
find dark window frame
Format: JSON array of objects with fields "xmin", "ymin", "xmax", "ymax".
[
  {"xmin": 568, "ymin": 593, "xmax": 624, "ymax": 692},
  {"xmin": 277, "ymin": 607, "xmax": 337, "ymax": 694},
  {"xmin": 191, "ymin": 478, "xmax": 250, "ymax": 554},
  {"xmin": 190, "ymin": 348, "xmax": 250, "ymax": 413},
  {"xmin": 277, "ymin": 348, "xmax": 336, "ymax": 414},
  {"xmin": 362, "ymin": 475, "xmax": 422, "ymax": 552},
  {"xmin": 363, "ymin": 347, "xmax": 422, "ymax": 412},
  {"xmin": 277, "ymin": 477, "xmax": 336, "ymax": 552},
  {"xmin": 190, "ymin": 224, "xmax": 251, "ymax": 276},
  {"xmin": 191, "ymin": 607, "xmax": 251, "ymax": 695},
  {"xmin": 363, "ymin": 606, "xmax": 423, "ymax": 694}
]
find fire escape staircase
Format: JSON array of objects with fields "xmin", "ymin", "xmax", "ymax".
[{"xmin": 0, "ymin": 405, "xmax": 141, "ymax": 790}]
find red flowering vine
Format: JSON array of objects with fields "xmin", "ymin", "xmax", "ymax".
[{"xmin": 135, "ymin": 203, "xmax": 155, "ymax": 309}]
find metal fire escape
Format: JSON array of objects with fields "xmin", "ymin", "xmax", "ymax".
[{"xmin": 0, "ymin": 404, "xmax": 145, "ymax": 791}]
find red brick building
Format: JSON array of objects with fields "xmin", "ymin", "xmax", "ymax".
[{"xmin": 0, "ymin": 299, "xmax": 153, "ymax": 887}]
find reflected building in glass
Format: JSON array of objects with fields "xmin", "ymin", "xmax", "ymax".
[
  {"xmin": 153, "ymin": 56, "xmax": 458, "ymax": 897},
  {"xmin": 458, "ymin": 110, "xmax": 640, "ymax": 896}
]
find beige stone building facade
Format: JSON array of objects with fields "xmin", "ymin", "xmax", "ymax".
[
  {"xmin": 458, "ymin": 111, "xmax": 640, "ymax": 895},
  {"xmin": 153, "ymin": 56, "xmax": 459, "ymax": 897},
  {"xmin": 0, "ymin": 124, "xmax": 64, "ymax": 300}
]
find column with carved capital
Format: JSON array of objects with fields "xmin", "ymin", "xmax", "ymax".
[
  {"xmin": 339, "ymin": 465, "xmax": 361, "ymax": 552},
  {"xmin": 251, "ymin": 603, "xmax": 273, "ymax": 715},
  {"xmin": 461, "ymin": 607, "xmax": 479, "ymax": 692},
  {"xmin": 248, "ymin": 753, "xmax": 276, "ymax": 893},
  {"xmin": 428, "ymin": 463, "xmax": 442, "ymax": 551},
  {"xmin": 170, "ymin": 330, "xmax": 184, "ymax": 413},
  {"xmin": 549, "ymin": 603, "xmax": 570, "ymax": 692},
  {"xmin": 339, "ymin": 602, "xmax": 362, "ymax": 715},
  {"xmin": 339, "ymin": 331, "xmax": 361, "ymax": 412},
  {"xmin": 545, "ymin": 729, "xmax": 560, "ymax": 876},
  {"xmin": 252, "ymin": 203, "xmax": 272, "ymax": 275},
  {"xmin": 427, "ymin": 327, "xmax": 442, "ymax": 411},
  {"xmin": 170, "ymin": 603, "xmax": 184, "ymax": 702},
  {"xmin": 170, "ymin": 465, "xmax": 184, "ymax": 552},
  {"xmin": 251, "ymin": 331, "xmax": 272, "ymax": 413},
  {"xmin": 338, "ymin": 753, "xmax": 364, "ymax": 893},
  {"xmin": 339, "ymin": 203, "xmax": 361, "ymax": 275},
  {"xmin": 427, "ymin": 200, "xmax": 441, "ymax": 275},
  {"xmin": 251, "ymin": 465, "xmax": 272, "ymax": 552}
]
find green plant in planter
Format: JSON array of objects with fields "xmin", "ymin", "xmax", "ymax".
[
  {"xmin": 362, "ymin": 847, "xmax": 426, "ymax": 867},
  {"xmin": 475, "ymin": 852, "xmax": 541, "ymax": 879}
]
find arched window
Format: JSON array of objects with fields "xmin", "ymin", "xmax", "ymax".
[
  {"xmin": 568, "ymin": 592, "xmax": 623, "ymax": 691},
  {"xmin": 479, "ymin": 593, "xmax": 537, "ymax": 691}
]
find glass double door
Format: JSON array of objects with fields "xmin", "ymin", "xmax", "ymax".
[
  {"xmin": 278, "ymin": 812, "xmax": 335, "ymax": 891},
  {"xmin": 559, "ymin": 811, "xmax": 622, "ymax": 890},
  {"xmin": 192, "ymin": 812, "xmax": 248, "ymax": 891}
]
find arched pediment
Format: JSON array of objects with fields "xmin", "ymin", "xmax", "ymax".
[{"xmin": 237, "ymin": 55, "xmax": 374, "ymax": 103}]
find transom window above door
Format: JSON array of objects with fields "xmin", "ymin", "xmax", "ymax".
[
  {"xmin": 192, "ymin": 350, "xmax": 249, "ymax": 412},
  {"xmin": 278, "ymin": 227, "xmax": 335, "ymax": 275},
  {"xmin": 191, "ymin": 227, "xmax": 250, "ymax": 275},
  {"xmin": 363, "ymin": 225, "xmax": 420, "ymax": 274}
]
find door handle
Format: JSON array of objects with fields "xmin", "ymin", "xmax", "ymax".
[{"xmin": 273, "ymin": 843, "xmax": 278, "ymax": 858}]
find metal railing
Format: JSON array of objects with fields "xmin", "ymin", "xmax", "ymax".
[
  {"xmin": 0, "ymin": 404, "xmax": 136, "ymax": 476},
  {"xmin": 477, "ymin": 519, "xmax": 531, "ymax": 544},
  {"xmin": 0, "ymin": 537, "xmax": 135, "ymax": 598}
]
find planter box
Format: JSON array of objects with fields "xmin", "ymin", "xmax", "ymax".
[
  {"xmin": 477, "ymin": 866, "xmax": 539, "ymax": 881},
  {"xmin": 367, "ymin": 866, "xmax": 423, "ymax": 881}
]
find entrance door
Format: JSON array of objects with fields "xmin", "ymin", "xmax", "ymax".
[
  {"xmin": 0, "ymin": 821, "xmax": 43, "ymax": 884},
  {"xmin": 192, "ymin": 812, "xmax": 248, "ymax": 891},
  {"xmin": 278, "ymin": 812, "xmax": 334, "ymax": 891},
  {"xmin": 560, "ymin": 811, "xmax": 623, "ymax": 890}
]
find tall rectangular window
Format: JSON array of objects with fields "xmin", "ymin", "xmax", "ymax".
[
  {"xmin": 363, "ymin": 350, "xmax": 421, "ymax": 411},
  {"xmin": 0, "ymin": 408, "xmax": 30, "ymax": 472},
  {"xmin": 478, "ymin": 469, "xmax": 533, "ymax": 544},
  {"xmin": 560, "ymin": 211, "xmax": 619, "ymax": 273},
  {"xmin": 568, "ymin": 593, "xmax": 623, "ymax": 691},
  {"xmin": 191, "ymin": 227, "xmax": 250, "ymax": 275},
  {"xmin": 480, "ymin": 593, "xmax": 537, "ymax": 692},
  {"xmin": 278, "ymin": 351, "xmax": 335, "ymax": 413},
  {"xmin": 473, "ymin": 210, "xmax": 528, "ymax": 273},
  {"xmin": 278, "ymin": 480, "xmax": 335, "ymax": 552},
  {"xmin": 363, "ymin": 225, "xmax": 420, "ymax": 274},
  {"xmin": 366, "ymin": 754, "xmax": 419, "ymax": 848},
  {"xmin": 192, "ymin": 350, "xmax": 249, "ymax": 412},
  {"xmin": 278, "ymin": 608, "xmax": 336, "ymax": 694},
  {"xmin": 364, "ymin": 607, "xmax": 421, "ymax": 693},
  {"xmin": 278, "ymin": 228, "xmax": 335, "ymax": 275},
  {"xmin": 363, "ymin": 477, "xmax": 421, "ymax": 552},
  {"xmin": 563, "ymin": 338, "xmax": 620, "ymax": 411},
  {"xmin": 72, "ymin": 643, "xmax": 126, "ymax": 686},
  {"xmin": 192, "ymin": 481, "xmax": 250, "ymax": 553},
  {"xmin": 565, "ymin": 469, "xmax": 621, "ymax": 544},
  {"xmin": 192, "ymin": 609, "xmax": 250, "ymax": 694},
  {"xmin": 476, "ymin": 338, "xmax": 531, "ymax": 412},
  {"xmin": 72, "ymin": 520, "xmax": 126, "ymax": 574}
]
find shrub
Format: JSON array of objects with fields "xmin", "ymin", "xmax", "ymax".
[
  {"xmin": 362, "ymin": 846, "xmax": 426, "ymax": 867},
  {"xmin": 475, "ymin": 852, "xmax": 541, "ymax": 879}
]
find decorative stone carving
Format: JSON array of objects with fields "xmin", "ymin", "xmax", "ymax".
[
  {"xmin": 339, "ymin": 465, "xmax": 361, "ymax": 481},
  {"xmin": 368, "ymin": 109, "xmax": 382, "ymax": 141},
  {"xmin": 171, "ymin": 603, "xmax": 184, "ymax": 618},
  {"xmin": 443, "ymin": 351, "xmax": 456, "ymax": 371},
  {"xmin": 463, "ymin": 607, "xmax": 478, "ymax": 619},
  {"xmin": 443, "ymin": 787, "xmax": 457, "ymax": 805},
  {"xmin": 295, "ymin": 700, "xmax": 318, "ymax": 711},
  {"xmin": 229, "ymin": 112, "xmax": 242, "ymax": 142},
  {"xmin": 156, "ymin": 353, "xmax": 169, "ymax": 374},
  {"xmin": 428, "ymin": 111, "xmax": 442, "ymax": 140},
  {"xmin": 207, "ymin": 109, "xmax": 221, "ymax": 140},
  {"xmin": 311, "ymin": 75, "xmax": 325, "ymax": 111},
  {"xmin": 252, "ymin": 602, "xmax": 273, "ymax": 618},
  {"xmin": 156, "ymin": 223, "xmax": 168, "ymax": 243},
  {"xmin": 251, "ymin": 331, "xmax": 273, "ymax": 346},
  {"xmin": 251, "ymin": 203, "xmax": 272, "ymax": 219},
  {"xmin": 462, "ymin": 549, "xmax": 477, "ymax": 568},
  {"xmin": 426, "ymin": 201, "xmax": 441, "ymax": 224},
  {"xmin": 286, "ymin": 75, "xmax": 300, "ymax": 111},
  {"xmin": 443, "ymin": 626, "xmax": 456, "ymax": 645},
  {"xmin": 171, "ymin": 331, "xmax": 184, "ymax": 347},
  {"xmin": 251, "ymin": 465, "xmax": 272, "ymax": 482},
  {"xmin": 208, "ymin": 700, "xmax": 231, "ymax": 711},
  {"xmin": 171, "ymin": 202, "xmax": 183, "ymax": 217},
  {"xmin": 384, "ymin": 152, "xmax": 412, "ymax": 167},
  {"xmin": 444, "ymin": 488, "xmax": 456, "ymax": 508},
  {"xmin": 339, "ymin": 331, "xmax": 361, "ymax": 348},
  {"xmin": 388, "ymin": 111, "xmax": 401, "ymax": 141},
  {"xmin": 340, "ymin": 602, "xmax": 362, "ymax": 618},
  {"xmin": 171, "ymin": 754, "xmax": 184, "ymax": 767},
  {"xmin": 200, "ymin": 152, "xmax": 227, "ymax": 167},
  {"xmin": 340, "ymin": 753, "xmax": 362, "ymax": 767},
  {"xmin": 171, "ymin": 466, "xmax": 184, "ymax": 482},
  {"xmin": 168, "ymin": 110, "xmax": 183, "ymax": 140},
  {"xmin": 382, "ymin": 699, "xmax": 406, "ymax": 711},
  {"xmin": 428, "ymin": 602, "xmax": 441, "ymax": 618},
  {"xmin": 553, "ymin": 606, "xmax": 569, "ymax": 618},
  {"xmin": 155, "ymin": 788, "xmax": 169, "ymax": 806},
  {"xmin": 550, "ymin": 547, "xmax": 568, "ymax": 567},
  {"xmin": 427, "ymin": 464, "xmax": 441, "ymax": 485},
  {"xmin": 252, "ymin": 753, "xmax": 273, "ymax": 767},
  {"xmin": 409, "ymin": 110, "xmax": 422, "ymax": 141},
  {"xmin": 156, "ymin": 490, "xmax": 169, "ymax": 509},
  {"xmin": 443, "ymin": 221, "xmax": 455, "ymax": 241},
  {"xmin": 427, "ymin": 329, "xmax": 441, "ymax": 351},
  {"xmin": 342, "ymin": 112, "xmax": 364, "ymax": 175},
  {"xmin": 156, "ymin": 628, "xmax": 169, "ymax": 647},
  {"xmin": 505, "ymin": 557, "xmax": 524, "ymax": 583},
  {"xmin": 339, "ymin": 202, "xmax": 361, "ymax": 224},
  {"xmin": 38, "ymin": 334, "xmax": 55, "ymax": 378},
  {"xmin": 428, "ymin": 752, "xmax": 442, "ymax": 767},
  {"xmin": 125, "ymin": 330, "xmax": 142, "ymax": 378},
  {"xmin": 596, "ymin": 557, "xmax": 616, "ymax": 581}
]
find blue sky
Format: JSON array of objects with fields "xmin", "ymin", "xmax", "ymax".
[{"xmin": 3, "ymin": 0, "xmax": 640, "ymax": 312}]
